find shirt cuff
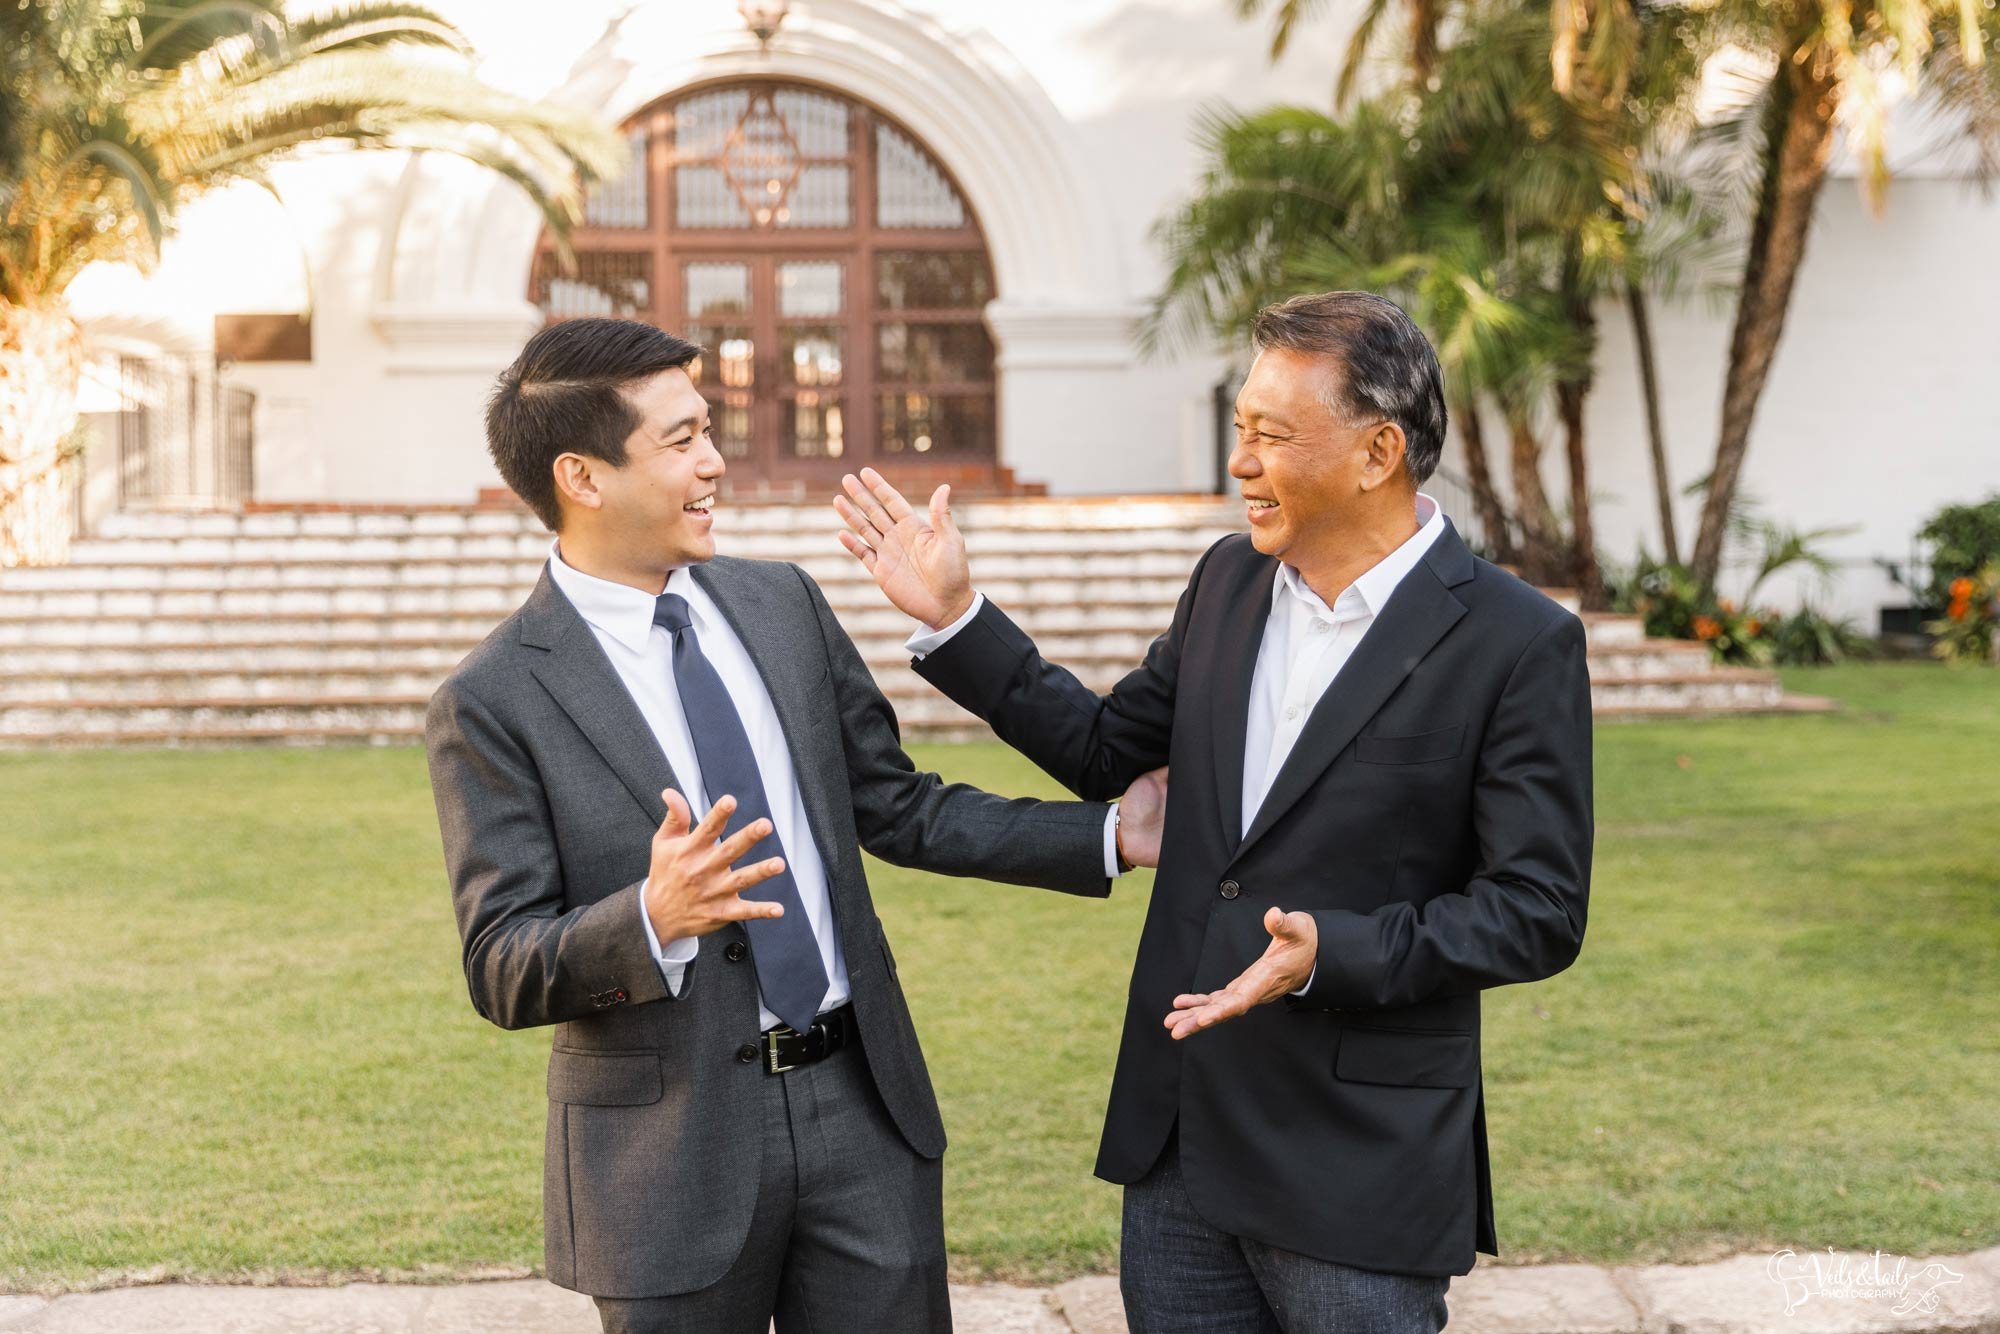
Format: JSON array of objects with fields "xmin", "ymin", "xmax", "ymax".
[
  {"xmin": 638, "ymin": 876, "xmax": 699, "ymax": 996},
  {"xmin": 1103, "ymin": 807, "xmax": 1125, "ymax": 878},
  {"xmin": 1290, "ymin": 962, "xmax": 1317, "ymax": 997},
  {"xmin": 905, "ymin": 591, "xmax": 987, "ymax": 659}
]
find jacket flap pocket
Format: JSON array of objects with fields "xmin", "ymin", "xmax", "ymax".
[
  {"xmin": 1355, "ymin": 724, "xmax": 1464, "ymax": 766},
  {"xmin": 1335, "ymin": 1026, "xmax": 1476, "ymax": 1088},
  {"xmin": 547, "ymin": 1048, "xmax": 663, "ymax": 1106}
]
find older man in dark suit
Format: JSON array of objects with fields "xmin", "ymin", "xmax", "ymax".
[
  {"xmin": 425, "ymin": 317, "xmax": 1162, "ymax": 1334},
  {"xmin": 835, "ymin": 291, "xmax": 1594, "ymax": 1334}
]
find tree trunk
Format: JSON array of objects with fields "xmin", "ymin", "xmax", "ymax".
[
  {"xmin": 1556, "ymin": 376, "xmax": 1606, "ymax": 608},
  {"xmin": 1451, "ymin": 395, "xmax": 1516, "ymax": 564},
  {"xmin": 1626, "ymin": 283, "xmax": 1678, "ymax": 565},
  {"xmin": 1690, "ymin": 55, "xmax": 1839, "ymax": 592},
  {"xmin": 1558, "ymin": 249, "xmax": 1606, "ymax": 609},
  {"xmin": 1503, "ymin": 399, "xmax": 1567, "ymax": 586},
  {"xmin": 0, "ymin": 301, "xmax": 85, "ymax": 567}
]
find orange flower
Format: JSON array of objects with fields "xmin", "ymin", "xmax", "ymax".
[
  {"xmin": 1949, "ymin": 597, "xmax": 1971, "ymax": 622},
  {"xmin": 1693, "ymin": 615, "xmax": 1722, "ymax": 641},
  {"xmin": 1746, "ymin": 618, "xmax": 1763, "ymax": 636},
  {"xmin": 1718, "ymin": 598, "xmax": 1738, "ymax": 614},
  {"xmin": 1950, "ymin": 576, "xmax": 1976, "ymax": 601}
]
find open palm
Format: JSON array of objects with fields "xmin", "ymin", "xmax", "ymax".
[{"xmin": 834, "ymin": 468, "xmax": 974, "ymax": 628}]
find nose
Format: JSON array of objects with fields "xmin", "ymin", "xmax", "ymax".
[
  {"xmin": 698, "ymin": 438, "xmax": 727, "ymax": 479},
  {"xmin": 1228, "ymin": 440, "xmax": 1259, "ymax": 480}
]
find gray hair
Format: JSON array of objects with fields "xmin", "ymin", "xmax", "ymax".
[{"xmin": 1251, "ymin": 292, "xmax": 1448, "ymax": 486}]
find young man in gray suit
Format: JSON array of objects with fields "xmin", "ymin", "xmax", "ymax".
[{"xmin": 424, "ymin": 317, "xmax": 1164, "ymax": 1334}]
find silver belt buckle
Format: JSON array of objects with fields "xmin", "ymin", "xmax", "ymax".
[{"xmin": 765, "ymin": 1025, "xmax": 797, "ymax": 1074}]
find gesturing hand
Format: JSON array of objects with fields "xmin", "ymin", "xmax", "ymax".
[
  {"xmin": 644, "ymin": 789, "xmax": 788, "ymax": 943},
  {"xmin": 834, "ymin": 466, "xmax": 974, "ymax": 630},
  {"xmin": 1116, "ymin": 767, "xmax": 1169, "ymax": 869},
  {"xmin": 1163, "ymin": 908, "xmax": 1318, "ymax": 1040}
]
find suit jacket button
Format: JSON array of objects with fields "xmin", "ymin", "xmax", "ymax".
[
  {"xmin": 725, "ymin": 941, "xmax": 748, "ymax": 963},
  {"xmin": 1219, "ymin": 880, "xmax": 1241, "ymax": 900},
  {"xmin": 612, "ymin": 988, "xmax": 627, "ymax": 1002},
  {"xmin": 736, "ymin": 1044, "xmax": 760, "ymax": 1064}
]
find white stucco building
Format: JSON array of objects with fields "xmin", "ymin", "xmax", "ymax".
[{"xmin": 65, "ymin": 0, "xmax": 2000, "ymax": 623}]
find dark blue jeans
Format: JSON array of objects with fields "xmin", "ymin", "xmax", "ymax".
[{"xmin": 1121, "ymin": 1137, "xmax": 1452, "ymax": 1334}]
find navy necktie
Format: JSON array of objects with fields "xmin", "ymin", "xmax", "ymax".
[{"xmin": 653, "ymin": 592, "xmax": 830, "ymax": 1034}]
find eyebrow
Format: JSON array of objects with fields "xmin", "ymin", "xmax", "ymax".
[{"xmin": 649, "ymin": 413, "xmax": 706, "ymax": 441}]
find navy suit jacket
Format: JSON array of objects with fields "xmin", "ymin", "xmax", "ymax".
[{"xmin": 912, "ymin": 520, "xmax": 1594, "ymax": 1276}]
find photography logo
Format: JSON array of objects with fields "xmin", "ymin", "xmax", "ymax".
[{"xmin": 1767, "ymin": 1249, "xmax": 1963, "ymax": 1318}]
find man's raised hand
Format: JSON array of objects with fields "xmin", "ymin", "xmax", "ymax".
[
  {"xmin": 1163, "ymin": 908, "xmax": 1318, "ymax": 1040},
  {"xmin": 834, "ymin": 466, "xmax": 973, "ymax": 630},
  {"xmin": 643, "ymin": 789, "xmax": 788, "ymax": 943}
]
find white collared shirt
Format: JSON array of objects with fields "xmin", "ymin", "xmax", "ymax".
[
  {"xmin": 546, "ymin": 539, "xmax": 850, "ymax": 1030},
  {"xmin": 1241, "ymin": 493, "xmax": 1446, "ymax": 833}
]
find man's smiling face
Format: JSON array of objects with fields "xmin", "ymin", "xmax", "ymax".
[
  {"xmin": 1229, "ymin": 346, "xmax": 1381, "ymax": 568},
  {"xmin": 585, "ymin": 366, "xmax": 728, "ymax": 568}
]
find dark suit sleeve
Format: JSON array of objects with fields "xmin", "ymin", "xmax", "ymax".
[
  {"xmin": 906, "ymin": 539, "xmax": 1220, "ymax": 801},
  {"xmin": 793, "ymin": 566, "xmax": 1112, "ymax": 896},
  {"xmin": 426, "ymin": 676, "xmax": 671, "ymax": 1030},
  {"xmin": 1295, "ymin": 610, "xmax": 1594, "ymax": 1010}
]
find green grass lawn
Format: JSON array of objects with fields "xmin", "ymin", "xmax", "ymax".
[{"xmin": 1, "ymin": 662, "xmax": 1995, "ymax": 1293}]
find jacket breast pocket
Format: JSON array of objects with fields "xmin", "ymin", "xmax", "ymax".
[
  {"xmin": 547, "ymin": 1047, "xmax": 664, "ymax": 1106},
  {"xmin": 1355, "ymin": 723, "xmax": 1464, "ymax": 766},
  {"xmin": 1335, "ymin": 1026, "xmax": 1476, "ymax": 1088}
]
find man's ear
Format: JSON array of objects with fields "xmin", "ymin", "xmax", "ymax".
[
  {"xmin": 553, "ymin": 452, "xmax": 605, "ymax": 516},
  {"xmin": 1359, "ymin": 423, "xmax": 1409, "ymax": 493}
]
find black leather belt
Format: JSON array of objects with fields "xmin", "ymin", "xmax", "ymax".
[{"xmin": 760, "ymin": 1003, "xmax": 857, "ymax": 1074}]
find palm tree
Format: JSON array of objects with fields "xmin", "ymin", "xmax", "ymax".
[
  {"xmin": 1676, "ymin": 0, "xmax": 2000, "ymax": 593},
  {"xmin": 0, "ymin": 1, "xmax": 623, "ymax": 567},
  {"xmin": 1157, "ymin": 2, "xmax": 1718, "ymax": 599}
]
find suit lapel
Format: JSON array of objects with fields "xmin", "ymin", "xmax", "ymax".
[
  {"xmin": 1232, "ymin": 522, "xmax": 1473, "ymax": 859},
  {"xmin": 520, "ymin": 565, "xmax": 682, "ymax": 825},
  {"xmin": 1210, "ymin": 553, "xmax": 1279, "ymax": 850}
]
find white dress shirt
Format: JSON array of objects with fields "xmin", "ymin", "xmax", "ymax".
[
  {"xmin": 546, "ymin": 540, "xmax": 850, "ymax": 1030},
  {"xmin": 910, "ymin": 494, "xmax": 1447, "ymax": 989}
]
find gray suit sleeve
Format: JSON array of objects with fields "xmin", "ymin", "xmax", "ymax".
[
  {"xmin": 792, "ymin": 566, "xmax": 1113, "ymax": 897},
  {"xmin": 426, "ymin": 676, "xmax": 671, "ymax": 1030}
]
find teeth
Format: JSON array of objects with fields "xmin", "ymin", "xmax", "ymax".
[
  {"xmin": 1247, "ymin": 499, "xmax": 1279, "ymax": 510},
  {"xmin": 685, "ymin": 496, "xmax": 714, "ymax": 512}
]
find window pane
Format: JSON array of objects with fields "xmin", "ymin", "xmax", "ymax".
[
  {"xmin": 777, "ymin": 261, "xmax": 843, "ymax": 318},
  {"xmin": 773, "ymin": 88, "xmax": 850, "ymax": 156},
  {"xmin": 876, "ymin": 123, "xmax": 968, "ymax": 228},
  {"xmin": 727, "ymin": 94, "xmax": 799, "ymax": 227},
  {"xmin": 685, "ymin": 263, "xmax": 750, "ymax": 320},
  {"xmin": 584, "ymin": 128, "xmax": 649, "ymax": 228},
  {"xmin": 783, "ymin": 328, "xmax": 843, "ymax": 387},
  {"xmin": 878, "ymin": 393, "xmax": 994, "ymax": 456},
  {"xmin": 686, "ymin": 327, "xmax": 754, "ymax": 389},
  {"xmin": 776, "ymin": 165, "xmax": 851, "ymax": 228},
  {"xmin": 876, "ymin": 252, "xmax": 992, "ymax": 310},
  {"xmin": 786, "ymin": 393, "xmax": 846, "ymax": 459},
  {"xmin": 676, "ymin": 165, "xmax": 749, "ymax": 228},
  {"xmin": 708, "ymin": 392, "xmax": 754, "ymax": 459},
  {"xmin": 674, "ymin": 88, "xmax": 748, "ymax": 157},
  {"xmin": 878, "ymin": 323, "xmax": 993, "ymax": 383},
  {"xmin": 537, "ymin": 253, "xmax": 650, "ymax": 320}
]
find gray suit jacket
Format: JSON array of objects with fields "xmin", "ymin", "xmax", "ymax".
[{"xmin": 424, "ymin": 555, "xmax": 1112, "ymax": 1298}]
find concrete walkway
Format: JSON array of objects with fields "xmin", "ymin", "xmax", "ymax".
[{"xmin": 1, "ymin": 1247, "xmax": 1994, "ymax": 1333}]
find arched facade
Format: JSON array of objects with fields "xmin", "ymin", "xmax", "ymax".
[
  {"xmin": 529, "ymin": 80, "xmax": 1002, "ymax": 490},
  {"xmin": 373, "ymin": 0, "xmax": 1148, "ymax": 496}
]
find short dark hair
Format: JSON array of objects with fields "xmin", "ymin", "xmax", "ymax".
[
  {"xmin": 485, "ymin": 318, "xmax": 702, "ymax": 530},
  {"xmin": 1251, "ymin": 292, "xmax": 1448, "ymax": 486}
]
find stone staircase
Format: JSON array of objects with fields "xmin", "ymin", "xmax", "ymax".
[{"xmin": 0, "ymin": 500, "xmax": 1799, "ymax": 747}]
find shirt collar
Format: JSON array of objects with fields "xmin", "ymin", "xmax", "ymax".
[
  {"xmin": 546, "ymin": 537, "xmax": 693, "ymax": 655},
  {"xmin": 1272, "ymin": 492, "xmax": 1445, "ymax": 623}
]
